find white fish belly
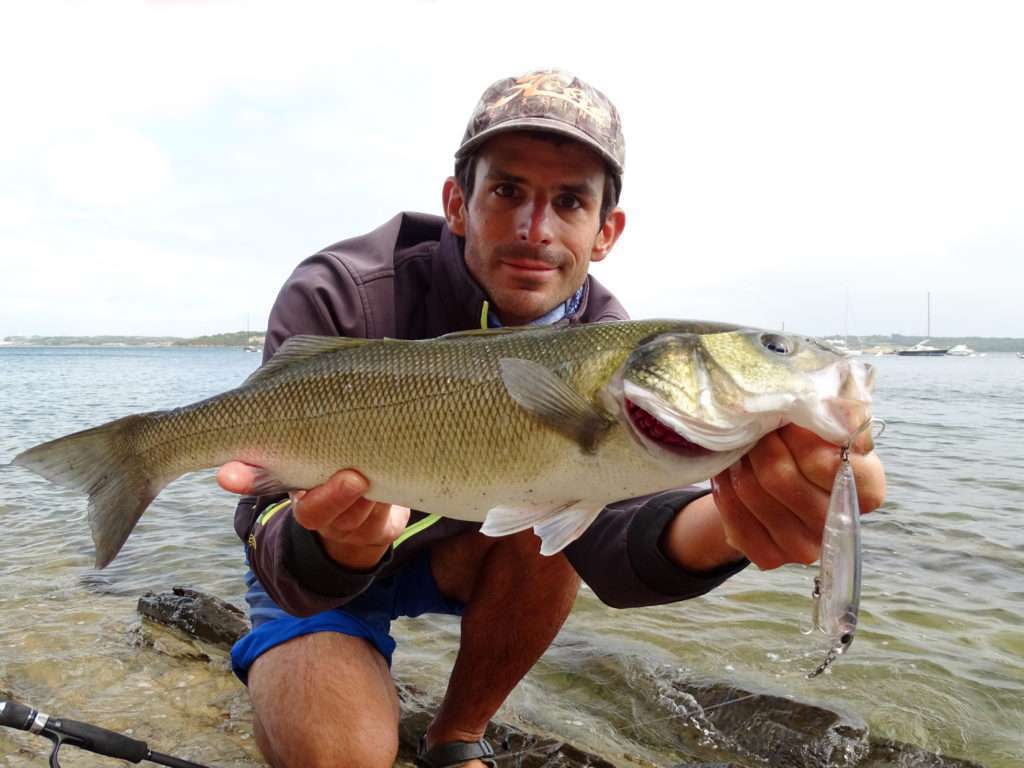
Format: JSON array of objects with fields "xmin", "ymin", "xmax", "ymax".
[{"xmin": 360, "ymin": 428, "xmax": 748, "ymax": 523}]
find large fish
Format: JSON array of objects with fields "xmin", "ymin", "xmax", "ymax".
[{"xmin": 11, "ymin": 320, "xmax": 874, "ymax": 567}]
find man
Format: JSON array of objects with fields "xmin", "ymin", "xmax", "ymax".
[{"xmin": 220, "ymin": 69, "xmax": 886, "ymax": 768}]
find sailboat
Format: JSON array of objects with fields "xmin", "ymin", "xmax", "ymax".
[
  {"xmin": 897, "ymin": 292, "xmax": 950, "ymax": 356},
  {"xmin": 825, "ymin": 289, "xmax": 863, "ymax": 356},
  {"xmin": 243, "ymin": 314, "xmax": 262, "ymax": 353}
]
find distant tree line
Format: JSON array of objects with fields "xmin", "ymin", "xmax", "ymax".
[
  {"xmin": 849, "ymin": 334, "xmax": 1024, "ymax": 353},
  {"xmin": 172, "ymin": 331, "xmax": 265, "ymax": 347},
  {"xmin": 3, "ymin": 331, "xmax": 266, "ymax": 347},
  {"xmin": 2, "ymin": 331, "xmax": 1021, "ymax": 352}
]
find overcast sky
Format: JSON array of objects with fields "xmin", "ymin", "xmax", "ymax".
[{"xmin": 2, "ymin": 1, "xmax": 1021, "ymax": 339}]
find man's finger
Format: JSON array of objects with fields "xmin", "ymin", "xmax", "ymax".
[
  {"xmin": 778, "ymin": 425, "xmax": 886, "ymax": 514},
  {"xmin": 291, "ymin": 469, "xmax": 371, "ymax": 531},
  {"xmin": 729, "ymin": 458, "xmax": 821, "ymax": 566},
  {"xmin": 323, "ymin": 502, "xmax": 411, "ymax": 548},
  {"xmin": 217, "ymin": 461, "xmax": 260, "ymax": 494},
  {"xmin": 776, "ymin": 425, "xmax": 842, "ymax": 491},
  {"xmin": 849, "ymin": 451, "xmax": 887, "ymax": 514},
  {"xmin": 712, "ymin": 471, "xmax": 787, "ymax": 571},
  {"xmin": 745, "ymin": 433, "xmax": 830, "ymax": 533}
]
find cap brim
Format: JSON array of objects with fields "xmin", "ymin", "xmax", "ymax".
[{"xmin": 455, "ymin": 116, "xmax": 624, "ymax": 176}]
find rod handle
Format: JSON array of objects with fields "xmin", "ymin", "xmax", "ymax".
[
  {"xmin": 48, "ymin": 717, "xmax": 150, "ymax": 763},
  {"xmin": 0, "ymin": 700, "xmax": 35, "ymax": 730}
]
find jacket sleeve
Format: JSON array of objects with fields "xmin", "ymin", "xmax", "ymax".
[
  {"xmin": 565, "ymin": 488, "xmax": 749, "ymax": 608},
  {"xmin": 232, "ymin": 252, "xmax": 391, "ymax": 615}
]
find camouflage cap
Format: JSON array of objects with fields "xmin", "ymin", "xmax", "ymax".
[{"xmin": 456, "ymin": 69, "xmax": 625, "ymax": 177}]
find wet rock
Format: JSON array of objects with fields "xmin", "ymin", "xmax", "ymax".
[
  {"xmin": 864, "ymin": 737, "xmax": 986, "ymax": 768},
  {"xmin": 676, "ymin": 680, "xmax": 869, "ymax": 767},
  {"xmin": 137, "ymin": 587, "xmax": 248, "ymax": 648},
  {"xmin": 129, "ymin": 619, "xmax": 218, "ymax": 663},
  {"xmin": 135, "ymin": 588, "xmax": 989, "ymax": 768},
  {"xmin": 395, "ymin": 681, "xmax": 619, "ymax": 767}
]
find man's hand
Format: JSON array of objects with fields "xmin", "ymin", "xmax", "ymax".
[
  {"xmin": 218, "ymin": 463, "xmax": 411, "ymax": 571},
  {"xmin": 664, "ymin": 424, "xmax": 886, "ymax": 572}
]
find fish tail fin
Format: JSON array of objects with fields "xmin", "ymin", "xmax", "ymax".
[{"xmin": 13, "ymin": 413, "xmax": 171, "ymax": 568}]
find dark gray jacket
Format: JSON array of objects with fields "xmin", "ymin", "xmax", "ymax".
[{"xmin": 234, "ymin": 212, "xmax": 746, "ymax": 616}]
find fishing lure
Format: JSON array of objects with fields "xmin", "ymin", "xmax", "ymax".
[{"xmin": 807, "ymin": 418, "xmax": 882, "ymax": 678}]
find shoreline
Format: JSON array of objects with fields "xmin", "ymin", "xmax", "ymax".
[{"xmin": 3, "ymin": 330, "xmax": 1023, "ymax": 353}]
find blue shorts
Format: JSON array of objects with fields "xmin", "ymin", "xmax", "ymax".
[{"xmin": 230, "ymin": 549, "xmax": 464, "ymax": 684}]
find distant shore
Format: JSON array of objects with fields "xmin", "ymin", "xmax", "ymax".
[
  {"xmin": 2, "ymin": 330, "xmax": 1023, "ymax": 353},
  {"xmin": 0, "ymin": 331, "xmax": 266, "ymax": 349}
]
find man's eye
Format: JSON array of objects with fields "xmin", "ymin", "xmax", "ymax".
[
  {"xmin": 555, "ymin": 194, "xmax": 582, "ymax": 210},
  {"xmin": 494, "ymin": 183, "xmax": 518, "ymax": 198}
]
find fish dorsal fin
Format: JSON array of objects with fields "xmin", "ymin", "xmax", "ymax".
[
  {"xmin": 437, "ymin": 326, "xmax": 527, "ymax": 340},
  {"xmin": 244, "ymin": 335, "xmax": 374, "ymax": 385},
  {"xmin": 499, "ymin": 358, "xmax": 614, "ymax": 453}
]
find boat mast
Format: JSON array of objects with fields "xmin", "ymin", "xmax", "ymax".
[{"xmin": 927, "ymin": 291, "xmax": 931, "ymax": 338}]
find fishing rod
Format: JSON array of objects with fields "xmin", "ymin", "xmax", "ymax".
[{"xmin": 1, "ymin": 699, "xmax": 215, "ymax": 768}]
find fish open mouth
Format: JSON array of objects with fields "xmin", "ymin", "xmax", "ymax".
[{"xmin": 625, "ymin": 399, "xmax": 712, "ymax": 457}]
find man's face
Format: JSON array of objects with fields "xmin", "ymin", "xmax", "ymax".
[{"xmin": 444, "ymin": 132, "xmax": 624, "ymax": 326}]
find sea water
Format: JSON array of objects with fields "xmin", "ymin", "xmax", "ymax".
[{"xmin": 0, "ymin": 347, "xmax": 1021, "ymax": 766}]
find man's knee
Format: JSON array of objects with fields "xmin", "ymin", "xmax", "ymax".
[
  {"xmin": 260, "ymin": 727, "xmax": 397, "ymax": 768},
  {"xmin": 246, "ymin": 632, "xmax": 399, "ymax": 768},
  {"xmin": 433, "ymin": 528, "xmax": 580, "ymax": 605}
]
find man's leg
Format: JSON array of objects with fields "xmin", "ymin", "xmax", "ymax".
[
  {"xmin": 246, "ymin": 631, "xmax": 400, "ymax": 768},
  {"xmin": 425, "ymin": 529, "xmax": 581, "ymax": 761}
]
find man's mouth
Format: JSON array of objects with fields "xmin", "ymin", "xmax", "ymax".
[
  {"xmin": 625, "ymin": 399, "xmax": 711, "ymax": 457},
  {"xmin": 501, "ymin": 259, "xmax": 558, "ymax": 272}
]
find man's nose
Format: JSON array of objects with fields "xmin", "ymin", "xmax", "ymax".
[{"xmin": 517, "ymin": 200, "xmax": 553, "ymax": 246}]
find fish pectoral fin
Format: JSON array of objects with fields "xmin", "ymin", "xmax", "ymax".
[
  {"xmin": 480, "ymin": 502, "xmax": 571, "ymax": 538},
  {"xmin": 244, "ymin": 335, "xmax": 374, "ymax": 385},
  {"xmin": 480, "ymin": 500, "xmax": 605, "ymax": 556},
  {"xmin": 499, "ymin": 358, "xmax": 613, "ymax": 453},
  {"xmin": 247, "ymin": 467, "xmax": 296, "ymax": 497},
  {"xmin": 533, "ymin": 500, "xmax": 605, "ymax": 556}
]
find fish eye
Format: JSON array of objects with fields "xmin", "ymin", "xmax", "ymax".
[
  {"xmin": 759, "ymin": 333, "xmax": 794, "ymax": 356},
  {"xmin": 840, "ymin": 633, "xmax": 853, "ymax": 645}
]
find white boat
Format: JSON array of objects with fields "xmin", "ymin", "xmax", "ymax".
[
  {"xmin": 1017, "ymin": 352, "xmax": 1024, "ymax": 359},
  {"xmin": 898, "ymin": 292, "xmax": 950, "ymax": 356},
  {"xmin": 946, "ymin": 344, "xmax": 976, "ymax": 357},
  {"xmin": 897, "ymin": 339, "xmax": 950, "ymax": 357},
  {"xmin": 824, "ymin": 338, "xmax": 863, "ymax": 357}
]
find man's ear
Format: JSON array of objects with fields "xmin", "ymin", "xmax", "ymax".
[
  {"xmin": 442, "ymin": 177, "xmax": 467, "ymax": 236},
  {"xmin": 590, "ymin": 208, "xmax": 626, "ymax": 263}
]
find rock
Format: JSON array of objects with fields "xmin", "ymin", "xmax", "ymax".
[
  {"xmin": 677, "ymin": 680, "xmax": 869, "ymax": 767},
  {"xmin": 865, "ymin": 738, "xmax": 986, "ymax": 768},
  {"xmin": 137, "ymin": 587, "xmax": 248, "ymax": 648},
  {"xmin": 395, "ymin": 682, "xmax": 619, "ymax": 767},
  {"xmin": 135, "ymin": 588, "xmax": 990, "ymax": 768}
]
